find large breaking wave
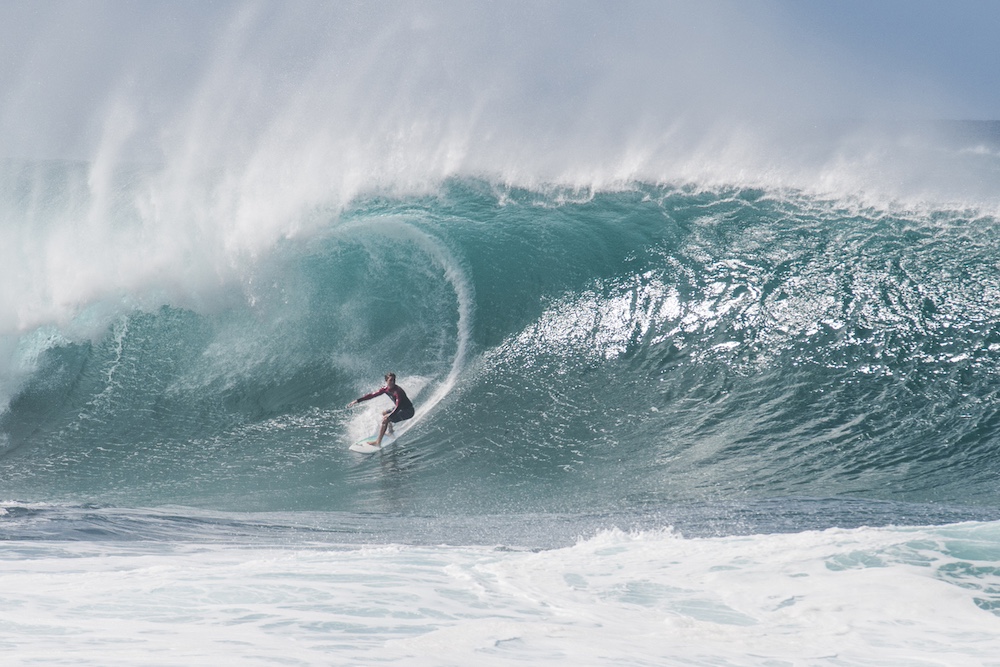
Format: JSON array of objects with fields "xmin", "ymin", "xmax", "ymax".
[{"xmin": 3, "ymin": 177, "xmax": 1000, "ymax": 517}]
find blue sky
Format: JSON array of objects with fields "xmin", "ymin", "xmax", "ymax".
[{"xmin": 777, "ymin": 0, "xmax": 1000, "ymax": 119}]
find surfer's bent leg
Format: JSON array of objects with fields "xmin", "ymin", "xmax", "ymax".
[
  {"xmin": 374, "ymin": 416, "xmax": 391, "ymax": 446},
  {"xmin": 375, "ymin": 406, "xmax": 414, "ymax": 446}
]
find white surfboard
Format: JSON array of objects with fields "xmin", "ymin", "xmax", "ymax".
[{"xmin": 349, "ymin": 432, "xmax": 397, "ymax": 453}]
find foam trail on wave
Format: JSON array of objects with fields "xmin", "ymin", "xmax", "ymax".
[{"xmin": 338, "ymin": 217, "xmax": 473, "ymax": 439}]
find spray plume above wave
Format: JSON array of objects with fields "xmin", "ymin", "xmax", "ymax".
[{"xmin": 1, "ymin": 1, "xmax": 994, "ymax": 192}]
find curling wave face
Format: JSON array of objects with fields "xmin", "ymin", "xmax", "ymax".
[{"xmin": 2, "ymin": 177, "xmax": 1000, "ymax": 515}]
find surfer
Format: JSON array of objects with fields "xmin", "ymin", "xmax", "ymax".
[{"xmin": 347, "ymin": 373, "xmax": 415, "ymax": 446}]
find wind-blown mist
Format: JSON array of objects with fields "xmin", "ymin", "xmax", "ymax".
[{"xmin": 0, "ymin": 1, "xmax": 979, "ymax": 180}]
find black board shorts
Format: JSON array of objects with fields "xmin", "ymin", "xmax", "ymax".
[{"xmin": 388, "ymin": 406, "xmax": 415, "ymax": 423}]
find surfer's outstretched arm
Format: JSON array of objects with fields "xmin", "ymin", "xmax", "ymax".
[{"xmin": 347, "ymin": 386, "xmax": 387, "ymax": 408}]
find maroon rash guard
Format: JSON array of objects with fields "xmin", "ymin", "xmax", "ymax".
[{"xmin": 355, "ymin": 384, "xmax": 415, "ymax": 422}]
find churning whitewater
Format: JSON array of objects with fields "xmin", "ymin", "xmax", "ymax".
[{"xmin": 4, "ymin": 2, "xmax": 1000, "ymax": 665}]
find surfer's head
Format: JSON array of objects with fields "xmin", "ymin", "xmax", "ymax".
[{"xmin": 384, "ymin": 372, "xmax": 396, "ymax": 386}]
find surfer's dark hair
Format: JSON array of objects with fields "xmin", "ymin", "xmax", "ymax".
[{"xmin": 385, "ymin": 372, "xmax": 396, "ymax": 382}]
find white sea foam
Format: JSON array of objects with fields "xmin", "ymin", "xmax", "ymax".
[{"xmin": 1, "ymin": 522, "xmax": 998, "ymax": 666}]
